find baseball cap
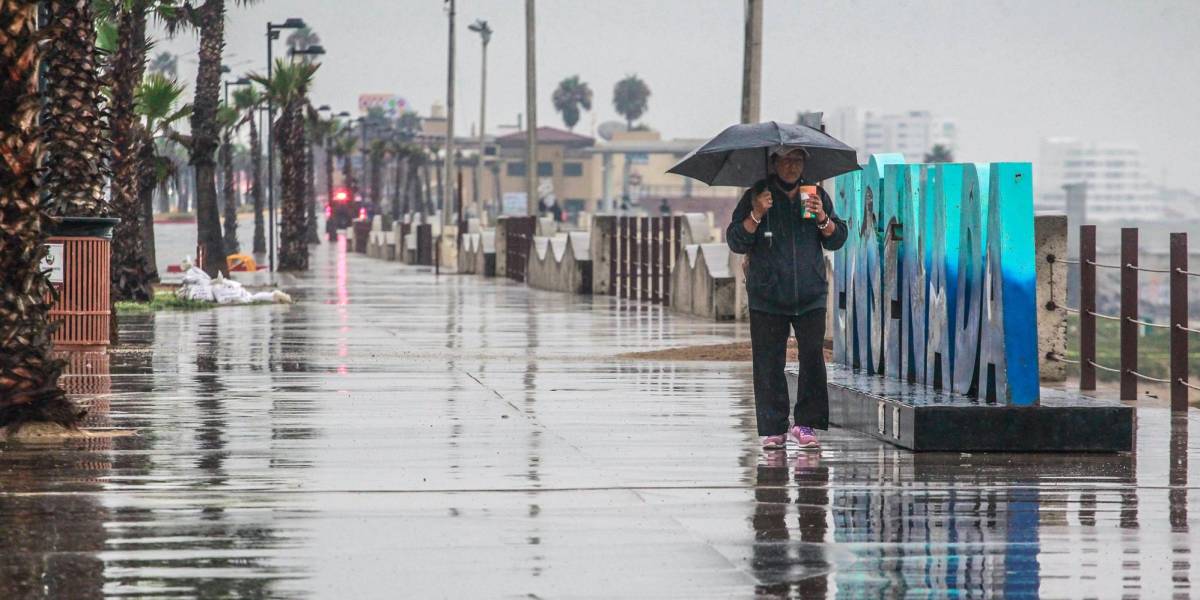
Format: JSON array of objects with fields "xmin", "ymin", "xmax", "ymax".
[{"xmin": 770, "ymin": 145, "xmax": 810, "ymax": 159}]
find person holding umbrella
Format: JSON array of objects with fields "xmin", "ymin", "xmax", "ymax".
[
  {"xmin": 668, "ymin": 121, "xmax": 857, "ymax": 450},
  {"xmin": 728, "ymin": 146, "xmax": 846, "ymax": 449}
]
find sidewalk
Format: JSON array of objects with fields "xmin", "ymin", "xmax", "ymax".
[{"xmin": 1, "ymin": 238, "xmax": 1197, "ymax": 598}]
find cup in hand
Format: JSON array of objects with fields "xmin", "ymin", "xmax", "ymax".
[{"xmin": 799, "ymin": 185, "xmax": 818, "ymax": 219}]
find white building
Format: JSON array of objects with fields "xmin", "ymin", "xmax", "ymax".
[
  {"xmin": 826, "ymin": 107, "xmax": 957, "ymax": 164},
  {"xmin": 1036, "ymin": 138, "xmax": 1162, "ymax": 221}
]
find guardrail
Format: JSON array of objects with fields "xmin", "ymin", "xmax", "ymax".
[
  {"xmin": 611, "ymin": 216, "xmax": 682, "ymax": 305},
  {"xmin": 1047, "ymin": 225, "xmax": 1194, "ymax": 411}
]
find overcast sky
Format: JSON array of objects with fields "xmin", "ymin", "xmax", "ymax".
[{"xmin": 153, "ymin": 0, "xmax": 1200, "ymax": 191}]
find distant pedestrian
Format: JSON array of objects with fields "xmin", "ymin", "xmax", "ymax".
[
  {"xmin": 726, "ymin": 146, "xmax": 847, "ymax": 450},
  {"xmin": 659, "ymin": 197, "xmax": 670, "ymax": 215}
]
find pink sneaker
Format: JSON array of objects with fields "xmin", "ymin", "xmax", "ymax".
[
  {"xmin": 790, "ymin": 425, "xmax": 820, "ymax": 449},
  {"xmin": 761, "ymin": 434, "xmax": 786, "ymax": 450}
]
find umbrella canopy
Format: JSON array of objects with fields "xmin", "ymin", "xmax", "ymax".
[{"xmin": 667, "ymin": 121, "xmax": 860, "ymax": 186}]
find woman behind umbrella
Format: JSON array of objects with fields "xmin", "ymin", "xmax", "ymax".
[{"xmin": 726, "ymin": 146, "xmax": 847, "ymax": 450}]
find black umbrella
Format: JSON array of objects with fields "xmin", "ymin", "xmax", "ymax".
[{"xmin": 667, "ymin": 121, "xmax": 860, "ymax": 186}]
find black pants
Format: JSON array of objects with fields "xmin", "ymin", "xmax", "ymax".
[{"xmin": 750, "ymin": 308, "xmax": 829, "ymax": 436}]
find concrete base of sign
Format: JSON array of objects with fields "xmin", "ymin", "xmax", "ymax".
[
  {"xmin": 786, "ymin": 364, "xmax": 1133, "ymax": 452},
  {"xmin": 459, "ymin": 231, "xmax": 496, "ymax": 277}
]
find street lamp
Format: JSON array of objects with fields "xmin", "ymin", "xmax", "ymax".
[
  {"xmin": 468, "ymin": 19, "xmax": 492, "ymax": 219},
  {"xmin": 223, "ymin": 77, "xmax": 250, "ymax": 105},
  {"xmin": 265, "ymin": 17, "xmax": 307, "ymax": 274},
  {"xmin": 288, "ymin": 44, "xmax": 326, "ymax": 63}
]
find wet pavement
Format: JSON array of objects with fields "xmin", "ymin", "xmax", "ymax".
[{"xmin": 2, "ymin": 236, "xmax": 1199, "ymax": 599}]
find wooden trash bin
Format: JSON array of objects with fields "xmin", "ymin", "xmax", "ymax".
[
  {"xmin": 353, "ymin": 219, "xmax": 370, "ymax": 253},
  {"xmin": 46, "ymin": 217, "xmax": 119, "ymax": 350}
]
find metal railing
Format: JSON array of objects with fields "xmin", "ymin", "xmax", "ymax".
[
  {"xmin": 504, "ymin": 216, "xmax": 537, "ymax": 283},
  {"xmin": 1047, "ymin": 225, "xmax": 1195, "ymax": 411},
  {"xmin": 610, "ymin": 216, "xmax": 682, "ymax": 305}
]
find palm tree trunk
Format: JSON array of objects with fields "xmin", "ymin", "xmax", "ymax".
[
  {"xmin": 370, "ymin": 148, "xmax": 383, "ymax": 215},
  {"xmin": 43, "ymin": 0, "xmax": 108, "ymax": 217},
  {"xmin": 324, "ymin": 139, "xmax": 335, "ymax": 217},
  {"xmin": 305, "ymin": 139, "xmax": 319, "ymax": 243},
  {"xmin": 277, "ymin": 100, "xmax": 308, "ymax": 270},
  {"xmin": 221, "ymin": 131, "xmax": 239, "ymax": 253},
  {"xmin": 109, "ymin": 5, "xmax": 153, "ymax": 302},
  {"xmin": 0, "ymin": 1, "xmax": 78, "ymax": 430},
  {"xmin": 249, "ymin": 115, "xmax": 265, "ymax": 254},
  {"xmin": 189, "ymin": 0, "xmax": 228, "ymax": 277},
  {"xmin": 137, "ymin": 141, "xmax": 159, "ymax": 282},
  {"xmin": 391, "ymin": 154, "xmax": 405, "ymax": 221}
]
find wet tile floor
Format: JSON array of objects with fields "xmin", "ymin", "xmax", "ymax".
[{"xmin": 1, "ymin": 238, "xmax": 1198, "ymax": 598}]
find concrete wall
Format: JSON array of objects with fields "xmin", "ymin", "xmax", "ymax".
[
  {"xmin": 670, "ymin": 243, "xmax": 737, "ymax": 320},
  {"xmin": 1036, "ymin": 214, "xmax": 1068, "ymax": 382},
  {"xmin": 588, "ymin": 216, "xmax": 616, "ymax": 295},
  {"xmin": 494, "ymin": 217, "xmax": 510, "ymax": 277},
  {"xmin": 459, "ymin": 231, "xmax": 496, "ymax": 276},
  {"xmin": 526, "ymin": 232, "xmax": 592, "ymax": 295}
]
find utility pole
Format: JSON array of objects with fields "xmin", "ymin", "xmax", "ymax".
[
  {"xmin": 444, "ymin": 0, "xmax": 457, "ymax": 226},
  {"xmin": 524, "ymin": 0, "xmax": 538, "ymax": 215},
  {"xmin": 740, "ymin": 0, "xmax": 763, "ymax": 124}
]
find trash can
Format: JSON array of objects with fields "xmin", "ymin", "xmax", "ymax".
[
  {"xmin": 46, "ymin": 216, "xmax": 120, "ymax": 350},
  {"xmin": 353, "ymin": 219, "xmax": 370, "ymax": 253}
]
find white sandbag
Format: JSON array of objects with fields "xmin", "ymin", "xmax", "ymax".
[
  {"xmin": 210, "ymin": 274, "xmax": 253, "ymax": 305},
  {"xmin": 249, "ymin": 291, "xmax": 277, "ymax": 303},
  {"xmin": 181, "ymin": 284, "xmax": 214, "ymax": 303}
]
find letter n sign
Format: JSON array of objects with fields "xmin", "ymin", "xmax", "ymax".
[{"xmin": 979, "ymin": 163, "xmax": 1040, "ymax": 405}]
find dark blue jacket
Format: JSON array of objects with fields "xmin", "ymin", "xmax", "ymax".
[{"xmin": 726, "ymin": 178, "xmax": 848, "ymax": 316}]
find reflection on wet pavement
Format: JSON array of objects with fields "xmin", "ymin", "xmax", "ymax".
[{"xmin": 2, "ymin": 237, "xmax": 1198, "ymax": 598}]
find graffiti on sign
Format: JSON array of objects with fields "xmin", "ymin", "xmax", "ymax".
[{"xmin": 831, "ymin": 155, "xmax": 1039, "ymax": 406}]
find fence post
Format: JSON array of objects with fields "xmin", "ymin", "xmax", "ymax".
[
  {"xmin": 650, "ymin": 217, "xmax": 660, "ymax": 302},
  {"xmin": 620, "ymin": 216, "xmax": 629, "ymax": 299},
  {"xmin": 1120, "ymin": 227, "xmax": 1138, "ymax": 401},
  {"xmin": 628, "ymin": 218, "xmax": 638, "ymax": 300},
  {"xmin": 640, "ymin": 217, "xmax": 651, "ymax": 302},
  {"xmin": 1080, "ymin": 225, "xmax": 1096, "ymax": 391},
  {"xmin": 609, "ymin": 218, "xmax": 617, "ymax": 296},
  {"xmin": 1170, "ymin": 232, "xmax": 1188, "ymax": 411},
  {"xmin": 660, "ymin": 216, "xmax": 671, "ymax": 305}
]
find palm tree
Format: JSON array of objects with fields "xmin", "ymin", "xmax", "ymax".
[
  {"xmin": 307, "ymin": 114, "xmax": 340, "ymax": 243},
  {"xmin": 42, "ymin": 0, "xmax": 110, "ymax": 218},
  {"xmin": 612, "ymin": 74, "xmax": 651, "ymax": 130},
  {"xmin": 924, "ymin": 144, "xmax": 954, "ymax": 163},
  {"xmin": 302, "ymin": 107, "xmax": 324, "ymax": 243},
  {"xmin": 232, "ymin": 85, "xmax": 266, "ymax": 253},
  {"xmin": 552, "ymin": 75, "xmax": 593, "ymax": 131},
  {"xmin": 168, "ymin": 0, "xmax": 260, "ymax": 277},
  {"xmin": 369, "ymin": 139, "xmax": 386, "ymax": 215},
  {"xmin": 148, "ymin": 51, "xmax": 178, "ymax": 78},
  {"xmin": 135, "ymin": 74, "xmax": 192, "ymax": 281},
  {"xmin": 286, "ymin": 26, "xmax": 321, "ymax": 55},
  {"xmin": 218, "ymin": 103, "xmax": 241, "ymax": 253},
  {"xmin": 331, "ymin": 128, "xmax": 358, "ymax": 198},
  {"xmin": 250, "ymin": 59, "xmax": 319, "ymax": 271},
  {"xmin": 0, "ymin": 0, "xmax": 79, "ymax": 431},
  {"xmin": 103, "ymin": 0, "xmax": 149, "ymax": 301}
]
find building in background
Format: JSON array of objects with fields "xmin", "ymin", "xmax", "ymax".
[
  {"xmin": 1036, "ymin": 137, "xmax": 1162, "ymax": 221},
  {"xmin": 825, "ymin": 107, "xmax": 957, "ymax": 163}
]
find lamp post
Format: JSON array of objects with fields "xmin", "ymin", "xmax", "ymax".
[
  {"xmin": 524, "ymin": 0, "xmax": 538, "ymax": 216},
  {"xmin": 288, "ymin": 44, "xmax": 326, "ymax": 63},
  {"xmin": 224, "ymin": 77, "xmax": 250, "ymax": 105},
  {"xmin": 443, "ymin": 0, "xmax": 457, "ymax": 227},
  {"xmin": 468, "ymin": 19, "xmax": 491, "ymax": 219},
  {"xmin": 265, "ymin": 17, "xmax": 307, "ymax": 274}
]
